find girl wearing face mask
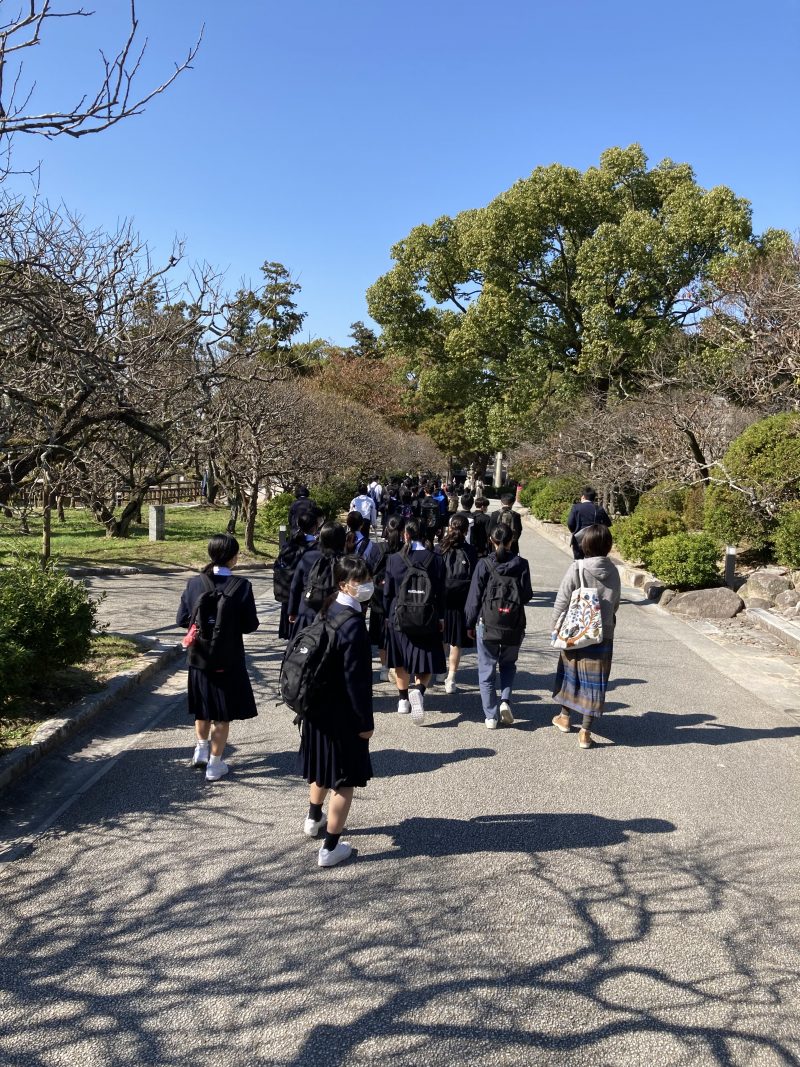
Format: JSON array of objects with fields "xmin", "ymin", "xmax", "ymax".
[{"xmin": 299, "ymin": 555, "xmax": 375, "ymax": 868}]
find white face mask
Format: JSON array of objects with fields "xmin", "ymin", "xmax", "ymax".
[{"xmin": 354, "ymin": 581, "xmax": 374, "ymax": 602}]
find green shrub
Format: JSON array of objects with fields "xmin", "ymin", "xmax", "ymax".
[
  {"xmin": 774, "ymin": 505, "xmax": 800, "ymax": 569},
  {"xmin": 260, "ymin": 492, "xmax": 294, "ymax": 542},
  {"xmin": 528, "ymin": 476, "xmax": 585, "ymax": 523},
  {"xmin": 648, "ymin": 532, "xmax": 721, "ymax": 589},
  {"xmin": 638, "ymin": 482, "xmax": 689, "ymax": 516},
  {"xmin": 703, "ymin": 484, "xmax": 772, "ymax": 551},
  {"xmin": 683, "ymin": 485, "xmax": 705, "ymax": 530},
  {"xmin": 308, "ymin": 477, "xmax": 354, "ymax": 521},
  {"xmin": 0, "ymin": 553, "xmax": 99, "ymax": 703},
  {"xmin": 613, "ymin": 509, "xmax": 686, "ymax": 567},
  {"xmin": 518, "ymin": 478, "xmax": 548, "ymax": 509}
]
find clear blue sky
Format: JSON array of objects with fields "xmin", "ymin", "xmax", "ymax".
[{"xmin": 9, "ymin": 0, "xmax": 799, "ymax": 344}]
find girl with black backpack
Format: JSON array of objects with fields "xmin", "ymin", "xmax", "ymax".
[
  {"xmin": 370, "ymin": 515, "xmax": 403, "ymax": 683},
  {"xmin": 300, "ymin": 555, "xmax": 375, "ymax": 868},
  {"xmin": 439, "ymin": 514, "xmax": 478, "ymax": 695},
  {"xmin": 176, "ymin": 534, "xmax": 260, "ymax": 781},
  {"xmin": 274, "ymin": 512, "xmax": 319, "ymax": 639},
  {"xmin": 383, "ymin": 518, "xmax": 446, "ymax": 725},
  {"xmin": 465, "ymin": 525, "xmax": 533, "ymax": 730},
  {"xmin": 288, "ymin": 521, "xmax": 346, "ymax": 640},
  {"xmin": 345, "ymin": 510, "xmax": 382, "ymax": 572}
]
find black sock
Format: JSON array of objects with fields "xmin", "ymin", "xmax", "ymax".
[
  {"xmin": 418, "ymin": 684, "xmax": 426, "ymax": 695},
  {"xmin": 398, "ymin": 688, "xmax": 409, "ymax": 699},
  {"xmin": 308, "ymin": 803, "xmax": 323, "ymax": 821},
  {"xmin": 323, "ymin": 831, "xmax": 341, "ymax": 852},
  {"xmin": 582, "ymin": 715, "xmax": 593, "ymax": 730}
]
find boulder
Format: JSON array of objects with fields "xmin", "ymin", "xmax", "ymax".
[
  {"xmin": 744, "ymin": 598, "xmax": 774, "ymax": 611},
  {"xmin": 741, "ymin": 569, "xmax": 792, "ymax": 603},
  {"xmin": 775, "ymin": 589, "xmax": 800, "ymax": 609},
  {"xmin": 666, "ymin": 587, "xmax": 744, "ymax": 619},
  {"xmin": 659, "ymin": 589, "xmax": 676, "ymax": 608}
]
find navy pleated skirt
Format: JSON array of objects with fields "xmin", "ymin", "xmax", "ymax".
[
  {"xmin": 368, "ymin": 605, "xmax": 386, "ymax": 647},
  {"xmin": 300, "ymin": 722, "xmax": 373, "ymax": 789},
  {"xmin": 187, "ymin": 665, "xmax": 258, "ymax": 722},
  {"xmin": 384, "ymin": 622, "xmax": 446, "ymax": 676},
  {"xmin": 278, "ymin": 602, "xmax": 291, "ymax": 640},
  {"xmin": 443, "ymin": 604, "xmax": 473, "ymax": 649}
]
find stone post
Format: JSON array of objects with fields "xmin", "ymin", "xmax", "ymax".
[{"xmin": 149, "ymin": 505, "xmax": 165, "ymax": 542}]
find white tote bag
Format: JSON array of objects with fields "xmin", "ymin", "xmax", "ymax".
[{"xmin": 551, "ymin": 561, "xmax": 603, "ymax": 650}]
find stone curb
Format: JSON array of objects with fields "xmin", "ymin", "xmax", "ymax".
[
  {"xmin": 0, "ymin": 641, "xmax": 183, "ymax": 795},
  {"xmin": 747, "ymin": 607, "xmax": 800, "ymax": 654},
  {"xmin": 65, "ymin": 565, "xmax": 142, "ymax": 578}
]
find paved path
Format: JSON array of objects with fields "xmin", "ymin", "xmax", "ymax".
[{"xmin": 2, "ymin": 525, "xmax": 800, "ymax": 1066}]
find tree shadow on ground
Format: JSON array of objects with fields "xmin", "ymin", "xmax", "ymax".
[
  {"xmin": 605, "ymin": 710, "xmax": 800, "ymax": 748},
  {"xmin": 371, "ymin": 747, "xmax": 495, "ymax": 778}
]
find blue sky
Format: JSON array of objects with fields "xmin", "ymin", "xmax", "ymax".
[{"xmin": 9, "ymin": 0, "xmax": 800, "ymax": 344}]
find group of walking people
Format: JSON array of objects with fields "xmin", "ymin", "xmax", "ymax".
[{"xmin": 176, "ymin": 479, "xmax": 619, "ymax": 868}]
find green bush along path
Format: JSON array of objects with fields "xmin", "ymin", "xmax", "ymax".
[{"xmin": 1, "ymin": 520, "xmax": 798, "ymax": 1066}]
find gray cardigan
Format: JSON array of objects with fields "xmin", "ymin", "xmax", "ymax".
[{"xmin": 551, "ymin": 556, "xmax": 622, "ymax": 640}]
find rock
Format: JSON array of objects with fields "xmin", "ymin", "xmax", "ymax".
[
  {"xmin": 659, "ymin": 589, "xmax": 676, "ymax": 607},
  {"xmin": 645, "ymin": 580, "xmax": 667, "ymax": 601},
  {"xmin": 666, "ymin": 587, "xmax": 744, "ymax": 619},
  {"xmin": 744, "ymin": 598, "xmax": 774, "ymax": 611},
  {"xmin": 741, "ymin": 569, "xmax": 792, "ymax": 603},
  {"xmin": 791, "ymin": 571, "xmax": 800, "ymax": 591},
  {"xmin": 775, "ymin": 589, "xmax": 800, "ymax": 609}
]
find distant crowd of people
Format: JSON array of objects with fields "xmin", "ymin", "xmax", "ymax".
[{"xmin": 177, "ymin": 476, "xmax": 618, "ymax": 868}]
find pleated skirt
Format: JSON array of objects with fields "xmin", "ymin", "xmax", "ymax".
[
  {"xmin": 385, "ymin": 622, "xmax": 446, "ymax": 676},
  {"xmin": 552, "ymin": 641, "xmax": 614, "ymax": 718},
  {"xmin": 187, "ymin": 665, "xmax": 258, "ymax": 722},
  {"xmin": 368, "ymin": 605, "xmax": 386, "ymax": 648},
  {"xmin": 300, "ymin": 722, "xmax": 373, "ymax": 789},
  {"xmin": 278, "ymin": 601, "xmax": 291, "ymax": 640},
  {"xmin": 443, "ymin": 604, "xmax": 474, "ymax": 649}
]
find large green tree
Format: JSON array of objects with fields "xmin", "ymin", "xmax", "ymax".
[{"xmin": 367, "ymin": 145, "xmax": 755, "ymax": 463}]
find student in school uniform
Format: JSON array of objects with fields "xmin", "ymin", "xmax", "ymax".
[
  {"xmin": 276, "ymin": 512, "xmax": 319, "ymax": 639},
  {"xmin": 471, "ymin": 497, "xmax": 493, "ymax": 557},
  {"xmin": 489, "ymin": 493, "xmax": 524, "ymax": 554},
  {"xmin": 288, "ymin": 521, "xmax": 347, "ymax": 639},
  {"xmin": 345, "ymin": 510, "xmax": 382, "ymax": 571},
  {"xmin": 455, "ymin": 493, "xmax": 476, "ymax": 544},
  {"xmin": 177, "ymin": 534, "xmax": 259, "ymax": 781},
  {"xmin": 300, "ymin": 555, "xmax": 375, "ymax": 868},
  {"xmin": 465, "ymin": 525, "xmax": 533, "ymax": 729},
  {"xmin": 370, "ymin": 515, "xmax": 403, "ymax": 683},
  {"xmin": 383, "ymin": 518, "xmax": 446, "ymax": 725},
  {"xmin": 439, "ymin": 514, "xmax": 478, "ymax": 694},
  {"xmin": 289, "ymin": 485, "xmax": 321, "ymax": 534},
  {"xmin": 349, "ymin": 484, "xmax": 378, "ymax": 530},
  {"xmin": 419, "ymin": 483, "xmax": 445, "ymax": 547}
]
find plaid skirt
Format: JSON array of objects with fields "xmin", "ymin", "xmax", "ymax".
[{"xmin": 552, "ymin": 641, "xmax": 613, "ymax": 718}]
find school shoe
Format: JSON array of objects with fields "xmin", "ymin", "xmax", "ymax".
[
  {"xmin": 205, "ymin": 757, "xmax": 229, "ymax": 781},
  {"xmin": 318, "ymin": 841, "xmax": 353, "ymax": 867},
  {"xmin": 485, "ymin": 717, "xmax": 499, "ymax": 730},
  {"xmin": 578, "ymin": 729, "xmax": 594, "ymax": 749},
  {"xmin": 303, "ymin": 815, "xmax": 326, "ymax": 838},
  {"xmin": 444, "ymin": 674, "xmax": 457, "ymax": 694},
  {"xmin": 191, "ymin": 741, "xmax": 209, "ymax": 768},
  {"xmin": 499, "ymin": 701, "xmax": 514, "ymax": 725},
  {"xmin": 397, "ymin": 698, "xmax": 411, "ymax": 715},
  {"xmin": 409, "ymin": 688, "xmax": 425, "ymax": 725}
]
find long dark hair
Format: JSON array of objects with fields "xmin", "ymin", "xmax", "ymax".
[
  {"xmin": 202, "ymin": 533, "xmax": 239, "ymax": 574},
  {"xmin": 345, "ymin": 510, "xmax": 364, "ymax": 554},
  {"xmin": 382, "ymin": 514, "xmax": 404, "ymax": 554},
  {"xmin": 402, "ymin": 519, "xmax": 423, "ymax": 551},
  {"xmin": 293, "ymin": 511, "xmax": 318, "ymax": 544},
  {"xmin": 490, "ymin": 524, "xmax": 514, "ymax": 563},
  {"xmin": 318, "ymin": 520, "xmax": 346, "ymax": 555},
  {"xmin": 440, "ymin": 514, "xmax": 468, "ymax": 554}
]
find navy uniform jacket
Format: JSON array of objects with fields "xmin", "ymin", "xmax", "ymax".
[
  {"xmin": 383, "ymin": 548, "xmax": 446, "ymax": 626},
  {"xmin": 567, "ymin": 501, "xmax": 612, "ymax": 535},
  {"xmin": 471, "ymin": 511, "xmax": 493, "ymax": 556},
  {"xmin": 288, "ymin": 548, "xmax": 334, "ymax": 623},
  {"xmin": 177, "ymin": 573, "xmax": 259, "ymax": 667},
  {"xmin": 464, "ymin": 553, "xmax": 533, "ymax": 633},
  {"xmin": 324, "ymin": 600, "xmax": 374, "ymax": 735}
]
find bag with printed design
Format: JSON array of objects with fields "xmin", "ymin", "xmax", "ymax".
[{"xmin": 550, "ymin": 561, "xmax": 603, "ymax": 650}]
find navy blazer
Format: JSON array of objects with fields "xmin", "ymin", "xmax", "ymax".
[
  {"xmin": 288, "ymin": 548, "xmax": 331, "ymax": 620},
  {"xmin": 567, "ymin": 501, "xmax": 612, "ymax": 535},
  {"xmin": 383, "ymin": 548, "xmax": 446, "ymax": 625},
  {"xmin": 177, "ymin": 573, "xmax": 259, "ymax": 666},
  {"xmin": 464, "ymin": 553, "xmax": 533, "ymax": 632},
  {"xmin": 324, "ymin": 600, "xmax": 374, "ymax": 734}
]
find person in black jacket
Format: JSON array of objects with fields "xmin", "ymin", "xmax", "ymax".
[
  {"xmin": 566, "ymin": 487, "xmax": 612, "ymax": 560},
  {"xmin": 489, "ymin": 494, "xmax": 523, "ymax": 554},
  {"xmin": 465, "ymin": 525, "xmax": 533, "ymax": 729},
  {"xmin": 177, "ymin": 534, "xmax": 260, "ymax": 781},
  {"xmin": 287, "ymin": 521, "xmax": 346, "ymax": 640},
  {"xmin": 289, "ymin": 485, "xmax": 322, "ymax": 534},
  {"xmin": 301, "ymin": 555, "xmax": 375, "ymax": 868},
  {"xmin": 383, "ymin": 519, "xmax": 446, "ymax": 726},
  {"xmin": 471, "ymin": 497, "xmax": 493, "ymax": 557},
  {"xmin": 276, "ymin": 512, "xmax": 319, "ymax": 640},
  {"xmin": 440, "ymin": 514, "xmax": 478, "ymax": 694}
]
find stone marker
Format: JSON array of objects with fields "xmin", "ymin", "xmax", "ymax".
[
  {"xmin": 666, "ymin": 587, "xmax": 744, "ymax": 619},
  {"xmin": 149, "ymin": 505, "xmax": 165, "ymax": 542}
]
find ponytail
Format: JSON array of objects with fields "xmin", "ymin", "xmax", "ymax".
[{"xmin": 491, "ymin": 524, "xmax": 513, "ymax": 563}]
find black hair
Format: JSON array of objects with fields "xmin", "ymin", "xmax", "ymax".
[
  {"xmin": 581, "ymin": 524, "xmax": 613, "ymax": 557},
  {"xmin": 500, "ymin": 493, "xmax": 514, "ymax": 507},
  {"xmin": 475, "ymin": 497, "xmax": 489, "ymax": 509},
  {"xmin": 583, "ymin": 486, "xmax": 598, "ymax": 502},
  {"xmin": 490, "ymin": 524, "xmax": 514, "ymax": 563},
  {"xmin": 295, "ymin": 484, "xmax": 309, "ymax": 498},
  {"xmin": 357, "ymin": 483, "xmax": 368, "ymax": 497},
  {"xmin": 460, "ymin": 493, "xmax": 474, "ymax": 510},
  {"xmin": 334, "ymin": 555, "xmax": 371, "ymax": 587},
  {"xmin": 294, "ymin": 511, "xmax": 318, "ymax": 539},
  {"xmin": 319, "ymin": 520, "xmax": 346, "ymax": 554},
  {"xmin": 345, "ymin": 510, "xmax": 363, "ymax": 553},
  {"xmin": 440, "ymin": 513, "xmax": 469, "ymax": 553},
  {"xmin": 403, "ymin": 518, "xmax": 423, "ymax": 544},
  {"xmin": 203, "ymin": 533, "xmax": 239, "ymax": 574},
  {"xmin": 383, "ymin": 515, "xmax": 404, "ymax": 553}
]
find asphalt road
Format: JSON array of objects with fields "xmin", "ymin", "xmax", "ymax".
[{"xmin": 2, "ymin": 524, "xmax": 799, "ymax": 1067}]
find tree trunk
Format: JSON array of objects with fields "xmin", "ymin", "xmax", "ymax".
[
  {"xmin": 41, "ymin": 473, "xmax": 52, "ymax": 564},
  {"xmin": 206, "ymin": 465, "xmax": 218, "ymax": 504},
  {"xmin": 682, "ymin": 428, "xmax": 710, "ymax": 484},
  {"xmin": 226, "ymin": 496, "xmax": 240, "ymax": 534},
  {"xmin": 57, "ymin": 494, "xmax": 66, "ymax": 523},
  {"xmin": 244, "ymin": 480, "xmax": 259, "ymax": 554},
  {"xmin": 116, "ymin": 494, "xmax": 148, "ymax": 537}
]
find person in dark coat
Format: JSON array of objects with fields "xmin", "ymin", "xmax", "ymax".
[
  {"xmin": 287, "ymin": 521, "xmax": 346, "ymax": 640},
  {"xmin": 471, "ymin": 497, "xmax": 493, "ymax": 557},
  {"xmin": 370, "ymin": 515, "xmax": 403, "ymax": 682},
  {"xmin": 454, "ymin": 493, "xmax": 476, "ymax": 545},
  {"xmin": 383, "ymin": 518, "xmax": 446, "ymax": 726},
  {"xmin": 439, "ymin": 514, "xmax": 478, "ymax": 694},
  {"xmin": 289, "ymin": 485, "xmax": 322, "ymax": 534},
  {"xmin": 465, "ymin": 525, "xmax": 533, "ymax": 729},
  {"xmin": 566, "ymin": 487, "xmax": 612, "ymax": 560},
  {"xmin": 489, "ymin": 493, "xmax": 524, "ymax": 553},
  {"xmin": 177, "ymin": 534, "xmax": 259, "ymax": 781},
  {"xmin": 277, "ymin": 512, "xmax": 319, "ymax": 640},
  {"xmin": 301, "ymin": 555, "xmax": 375, "ymax": 868}
]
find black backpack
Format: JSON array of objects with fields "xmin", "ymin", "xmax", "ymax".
[
  {"xmin": 273, "ymin": 540, "xmax": 310, "ymax": 603},
  {"xmin": 187, "ymin": 574, "xmax": 246, "ymax": 672},
  {"xmin": 481, "ymin": 560, "xmax": 524, "ymax": 644},
  {"xmin": 394, "ymin": 550, "xmax": 438, "ymax": 638},
  {"xmin": 498, "ymin": 508, "xmax": 515, "ymax": 532},
  {"xmin": 304, "ymin": 552, "xmax": 339, "ymax": 612},
  {"xmin": 420, "ymin": 497, "xmax": 440, "ymax": 533},
  {"xmin": 444, "ymin": 546, "xmax": 472, "ymax": 607},
  {"xmin": 280, "ymin": 608, "xmax": 359, "ymax": 722}
]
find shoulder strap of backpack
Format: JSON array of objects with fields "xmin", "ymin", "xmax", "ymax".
[
  {"xmin": 220, "ymin": 576, "xmax": 245, "ymax": 599},
  {"xmin": 200, "ymin": 573, "xmax": 216, "ymax": 594},
  {"xmin": 323, "ymin": 606, "xmax": 361, "ymax": 634}
]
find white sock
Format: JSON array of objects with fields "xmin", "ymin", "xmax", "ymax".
[{"xmin": 208, "ymin": 753, "xmax": 221, "ymax": 764}]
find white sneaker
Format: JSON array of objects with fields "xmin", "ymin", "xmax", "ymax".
[
  {"xmin": 397, "ymin": 699, "xmax": 411, "ymax": 715},
  {"xmin": 499, "ymin": 701, "xmax": 514, "ymax": 725},
  {"xmin": 444, "ymin": 674, "xmax": 457, "ymax": 694},
  {"xmin": 388, "ymin": 668, "xmax": 397, "ymax": 684},
  {"xmin": 191, "ymin": 742, "xmax": 209, "ymax": 768},
  {"xmin": 303, "ymin": 815, "xmax": 326, "ymax": 838},
  {"xmin": 205, "ymin": 758, "xmax": 229, "ymax": 781},
  {"xmin": 318, "ymin": 841, "xmax": 353, "ymax": 867},
  {"xmin": 379, "ymin": 666, "xmax": 390, "ymax": 682},
  {"xmin": 485, "ymin": 717, "xmax": 498, "ymax": 730},
  {"xmin": 409, "ymin": 688, "xmax": 425, "ymax": 725}
]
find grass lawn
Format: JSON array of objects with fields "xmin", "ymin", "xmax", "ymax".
[
  {"xmin": 0, "ymin": 634, "xmax": 148, "ymax": 756},
  {"xmin": 0, "ymin": 505, "xmax": 278, "ymax": 570}
]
